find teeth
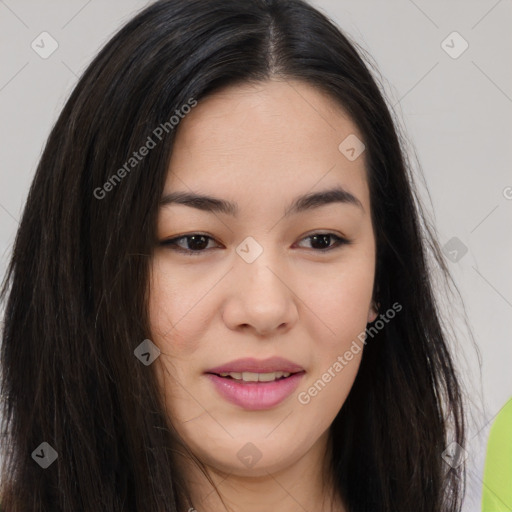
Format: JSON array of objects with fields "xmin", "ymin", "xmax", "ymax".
[{"xmin": 218, "ymin": 371, "xmax": 291, "ymax": 382}]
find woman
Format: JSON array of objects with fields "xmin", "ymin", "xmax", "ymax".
[{"xmin": 0, "ymin": 0, "xmax": 466, "ymax": 510}]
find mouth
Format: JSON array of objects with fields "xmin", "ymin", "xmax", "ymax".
[
  {"xmin": 204, "ymin": 358, "xmax": 306, "ymax": 410},
  {"xmin": 207, "ymin": 370, "xmax": 304, "ymax": 383}
]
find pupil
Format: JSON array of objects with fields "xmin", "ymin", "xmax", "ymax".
[
  {"xmin": 310, "ymin": 234, "xmax": 330, "ymax": 249},
  {"xmin": 188, "ymin": 235, "xmax": 208, "ymax": 250}
]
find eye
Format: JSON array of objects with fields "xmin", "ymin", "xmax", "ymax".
[
  {"xmin": 159, "ymin": 234, "xmax": 220, "ymax": 255},
  {"xmin": 295, "ymin": 232, "xmax": 351, "ymax": 251},
  {"xmin": 159, "ymin": 232, "xmax": 351, "ymax": 255}
]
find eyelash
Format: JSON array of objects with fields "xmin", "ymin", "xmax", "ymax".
[{"xmin": 159, "ymin": 232, "xmax": 352, "ymax": 256}]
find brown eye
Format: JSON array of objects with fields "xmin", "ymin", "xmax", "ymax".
[
  {"xmin": 160, "ymin": 234, "xmax": 220, "ymax": 255},
  {"xmin": 295, "ymin": 233, "xmax": 351, "ymax": 251}
]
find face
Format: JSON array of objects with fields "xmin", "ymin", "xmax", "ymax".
[{"xmin": 148, "ymin": 79, "xmax": 377, "ymax": 478}]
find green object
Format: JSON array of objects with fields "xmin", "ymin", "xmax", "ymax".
[{"xmin": 482, "ymin": 397, "xmax": 512, "ymax": 511}]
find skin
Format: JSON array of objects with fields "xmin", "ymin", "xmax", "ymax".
[{"xmin": 148, "ymin": 78, "xmax": 378, "ymax": 512}]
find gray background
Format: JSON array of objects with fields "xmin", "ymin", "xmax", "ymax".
[{"xmin": 1, "ymin": 1, "xmax": 511, "ymax": 510}]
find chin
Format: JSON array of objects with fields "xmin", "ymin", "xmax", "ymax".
[{"xmin": 179, "ymin": 426, "xmax": 322, "ymax": 478}]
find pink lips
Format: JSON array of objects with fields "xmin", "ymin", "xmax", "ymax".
[{"xmin": 205, "ymin": 357, "xmax": 305, "ymax": 411}]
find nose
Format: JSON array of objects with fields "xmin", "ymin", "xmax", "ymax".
[{"xmin": 222, "ymin": 249, "xmax": 299, "ymax": 337}]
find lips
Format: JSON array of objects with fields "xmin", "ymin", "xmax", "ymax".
[{"xmin": 204, "ymin": 357, "xmax": 306, "ymax": 410}]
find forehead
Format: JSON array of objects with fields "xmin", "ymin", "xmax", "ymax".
[{"xmin": 165, "ymin": 79, "xmax": 369, "ymax": 212}]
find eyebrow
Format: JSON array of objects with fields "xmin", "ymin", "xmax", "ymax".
[{"xmin": 159, "ymin": 186, "xmax": 364, "ymax": 217}]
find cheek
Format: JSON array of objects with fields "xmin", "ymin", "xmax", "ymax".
[
  {"xmin": 148, "ymin": 260, "xmax": 210, "ymax": 421},
  {"xmin": 301, "ymin": 260, "xmax": 375, "ymax": 345},
  {"xmin": 147, "ymin": 257, "xmax": 208, "ymax": 355},
  {"xmin": 295, "ymin": 269, "xmax": 370, "ymax": 419}
]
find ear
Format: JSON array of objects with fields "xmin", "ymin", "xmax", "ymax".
[{"xmin": 367, "ymin": 300, "xmax": 379, "ymax": 323}]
